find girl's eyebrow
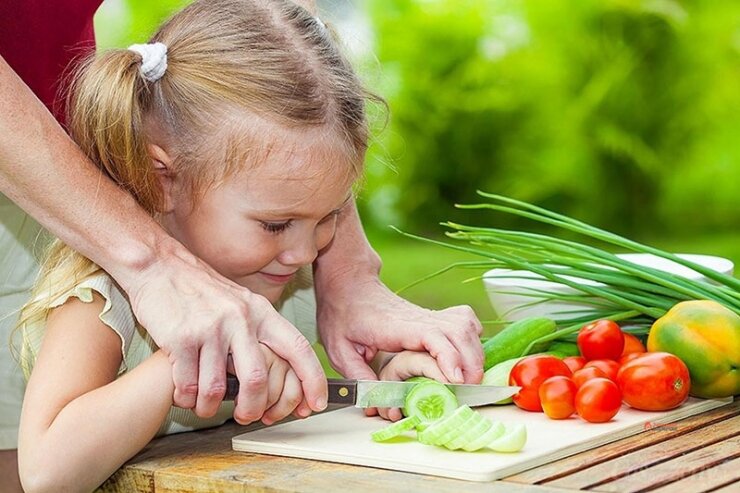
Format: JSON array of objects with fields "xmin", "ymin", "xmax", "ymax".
[{"xmin": 256, "ymin": 193, "xmax": 353, "ymax": 220}]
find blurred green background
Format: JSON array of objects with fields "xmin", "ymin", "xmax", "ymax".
[{"xmin": 95, "ymin": 0, "xmax": 740, "ymax": 333}]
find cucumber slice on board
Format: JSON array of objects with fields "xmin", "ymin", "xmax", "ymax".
[
  {"xmin": 487, "ymin": 423, "xmax": 527, "ymax": 452},
  {"xmin": 371, "ymin": 416, "xmax": 421, "ymax": 442},
  {"xmin": 417, "ymin": 405, "xmax": 474, "ymax": 445},
  {"xmin": 461, "ymin": 420, "xmax": 506, "ymax": 452},
  {"xmin": 402, "ymin": 380, "xmax": 459, "ymax": 427},
  {"xmin": 432, "ymin": 411, "xmax": 482, "ymax": 447},
  {"xmin": 443, "ymin": 414, "xmax": 493, "ymax": 450}
]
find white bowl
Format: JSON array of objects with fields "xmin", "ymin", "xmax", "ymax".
[{"xmin": 483, "ymin": 253, "xmax": 735, "ymax": 321}]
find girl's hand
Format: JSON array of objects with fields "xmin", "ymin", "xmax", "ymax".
[
  {"xmin": 227, "ymin": 344, "xmax": 307, "ymax": 425},
  {"xmin": 375, "ymin": 351, "xmax": 448, "ymax": 422}
]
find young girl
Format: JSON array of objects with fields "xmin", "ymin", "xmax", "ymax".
[{"xmin": 15, "ymin": 1, "xmax": 451, "ymax": 491}]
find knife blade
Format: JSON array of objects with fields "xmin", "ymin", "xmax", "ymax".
[{"xmin": 224, "ymin": 376, "xmax": 520, "ymax": 408}]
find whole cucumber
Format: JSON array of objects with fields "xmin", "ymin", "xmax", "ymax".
[
  {"xmin": 482, "ymin": 317, "xmax": 557, "ymax": 370},
  {"xmin": 547, "ymin": 341, "xmax": 580, "ymax": 358}
]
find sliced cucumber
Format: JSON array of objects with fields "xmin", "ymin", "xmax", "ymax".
[
  {"xmin": 461, "ymin": 420, "xmax": 505, "ymax": 452},
  {"xmin": 444, "ymin": 414, "xmax": 492, "ymax": 450},
  {"xmin": 432, "ymin": 411, "xmax": 481, "ymax": 447},
  {"xmin": 371, "ymin": 415, "xmax": 421, "ymax": 442},
  {"xmin": 370, "ymin": 376, "xmax": 528, "ymax": 453},
  {"xmin": 402, "ymin": 380, "xmax": 458, "ymax": 427},
  {"xmin": 417, "ymin": 405, "xmax": 474, "ymax": 445},
  {"xmin": 487, "ymin": 423, "xmax": 527, "ymax": 452}
]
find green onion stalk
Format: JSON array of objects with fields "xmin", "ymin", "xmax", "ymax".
[{"xmin": 394, "ymin": 192, "xmax": 739, "ymax": 357}]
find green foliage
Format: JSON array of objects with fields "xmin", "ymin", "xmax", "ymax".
[
  {"xmin": 95, "ymin": 0, "xmax": 739, "ymax": 239},
  {"xmin": 95, "ymin": 0, "xmax": 189, "ymax": 49},
  {"xmin": 360, "ymin": 0, "xmax": 740, "ymax": 237}
]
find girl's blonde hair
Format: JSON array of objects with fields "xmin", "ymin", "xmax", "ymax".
[{"xmin": 16, "ymin": 0, "xmax": 375, "ymax": 366}]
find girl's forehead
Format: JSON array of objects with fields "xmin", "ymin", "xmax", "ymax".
[{"xmin": 220, "ymin": 126, "xmax": 357, "ymax": 215}]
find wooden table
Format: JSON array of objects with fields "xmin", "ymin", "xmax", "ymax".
[{"xmin": 100, "ymin": 398, "xmax": 739, "ymax": 493}]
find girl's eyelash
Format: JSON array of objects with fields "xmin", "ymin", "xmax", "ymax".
[
  {"xmin": 260, "ymin": 220, "xmax": 293, "ymax": 234},
  {"xmin": 259, "ymin": 211, "xmax": 338, "ymax": 234}
]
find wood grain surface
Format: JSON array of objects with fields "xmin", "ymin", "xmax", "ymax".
[{"xmin": 99, "ymin": 399, "xmax": 739, "ymax": 493}]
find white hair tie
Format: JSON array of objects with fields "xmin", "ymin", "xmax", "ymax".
[{"xmin": 128, "ymin": 42, "xmax": 168, "ymax": 83}]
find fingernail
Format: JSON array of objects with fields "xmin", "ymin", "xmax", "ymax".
[
  {"xmin": 454, "ymin": 367, "xmax": 464, "ymax": 383},
  {"xmin": 316, "ymin": 397, "xmax": 327, "ymax": 410}
]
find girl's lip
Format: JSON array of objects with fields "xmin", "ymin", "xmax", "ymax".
[{"xmin": 260, "ymin": 271, "xmax": 296, "ymax": 284}]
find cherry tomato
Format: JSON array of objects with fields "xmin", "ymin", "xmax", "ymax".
[
  {"xmin": 509, "ymin": 355, "xmax": 573, "ymax": 412},
  {"xmin": 621, "ymin": 333, "xmax": 647, "ymax": 356},
  {"xmin": 563, "ymin": 356, "xmax": 586, "ymax": 373},
  {"xmin": 617, "ymin": 352, "xmax": 690, "ymax": 411},
  {"xmin": 575, "ymin": 378, "xmax": 622, "ymax": 423},
  {"xmin": 539, "ymin": 376, "xmax": 577, "ymax": 419},
  {"xmin": 572, "ymin": 366, "xmax": 608, "ymax": 388},
  {"xmin": 577, "ymin": 320, "xmax": 624, "ymax": 361},
  {"xmin": 584, "ymin": 359, "xmax": 620, "ymax": 383}
]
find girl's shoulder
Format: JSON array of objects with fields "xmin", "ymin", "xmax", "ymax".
[{"xmin": 21, "ymin": 271, "xmax": 137, "ymax": 380}]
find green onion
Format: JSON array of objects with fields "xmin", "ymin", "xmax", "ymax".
[{"xmin": 394, "ymin": 192, "xmax": 739, "ymax": 353}]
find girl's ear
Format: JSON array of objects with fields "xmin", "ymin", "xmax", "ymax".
[{"xmin": 148, "ymin": 143, "xmax": 177, "ymax": 213}]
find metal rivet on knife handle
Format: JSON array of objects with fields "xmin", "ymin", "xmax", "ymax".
[{"xmin": 327, "ymin": 379, "xmax": 357, "ymax": 405}]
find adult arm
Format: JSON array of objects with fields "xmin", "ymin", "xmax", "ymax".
[
  {"xmin": 314, "ymin": 200, "xmax": 485, "ymax": 385},
  {"xmin": 0, "ymin": 56, "xmax": 327, "ymax": 421}
]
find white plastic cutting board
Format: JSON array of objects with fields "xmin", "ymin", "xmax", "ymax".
[{"xmin": 232, "ymin": 397, "xmax": 732, "ymax": 482}]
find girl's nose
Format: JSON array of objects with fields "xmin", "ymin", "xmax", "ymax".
[{"xmin": 279, "ymin": 234, "xmax": 319, "ymax": 267}]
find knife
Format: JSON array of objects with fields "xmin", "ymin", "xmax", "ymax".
[{"xmin": 224, "ymin": 376, "xmax": 520, "ymax": 408}]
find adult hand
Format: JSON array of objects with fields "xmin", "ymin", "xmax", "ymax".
[
  {"xmin": 316, "ymin": 275, "xmax": 484, "ymax": 386},
  {"xmin": 124, "ymin": 241, "xmax": 327, "ymax": 424},
  {"xmin": 313, "ymin": 201, "xmax": 483, "ymax": 390}
]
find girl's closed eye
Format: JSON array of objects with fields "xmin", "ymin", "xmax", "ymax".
[{"xmin": 260, "ymin": 220, "xmax": 293, "ymax": 234}]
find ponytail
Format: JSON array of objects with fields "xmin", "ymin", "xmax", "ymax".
[{"xmin": 67, "ymin": 50, "xmax": 163, "ymax": 214}]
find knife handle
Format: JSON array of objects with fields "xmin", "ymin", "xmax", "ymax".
[
  {"xmin": 226, "ymin": 375, "xmax": 239, "ymax": 401},
  {"xmin": 327, "ymin": 378, "xmax": 357, "ymax": 406},
  {"xmin": 224, "ymin": 375, "xmax": 356, "ymax": 405}
]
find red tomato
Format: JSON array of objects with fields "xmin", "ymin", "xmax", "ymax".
[
  {"xmin": 617, "ymin": 352, "xmax": 690, "ymax": 411},
  {"xmin": 621, "ymin": 333, "xmax": 647, "ymax": 356},
  {"xmin": 563, "ymin": 356, "xmax": 586, "ymax": 373},
  {"xmin": 575, "ymin": 378, "xmax": 622, "ymax": 423},
  {"xmin": 539, "ymin": 376, "xmax": 577, "ymax": 419},
  {"xmin": 509, "ymin": 355, "xmax": 573, "ymax": 412},
  {"xmin": 584, "ymin": 359, "xmax": 620, "ymax": 383},
  {"xmin": 577, "ymin": 320, "xmax": 625, "ymax": 361},
  {"xmin": 619, "ymin": 352, "xmax": 643, "ymax": 366},
  {"xmin": 572, "ymin": 367, "xmax": 608, "ymax": 388}
]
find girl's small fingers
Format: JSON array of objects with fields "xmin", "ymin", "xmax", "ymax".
[
  {"xmin": 364, "ymin": 407, "xmax": 378, "ymax": 417},
  {"xmin": 262, "ymin": 370, "xmax": 303, "ymax": 425},
  {"xmin": 388, "ymin": 408, "xmax": 403, "ymax": 422},
  {"xmin": 264, "ymin": 357, "xmax": 289, "ymax": 410},
  {"xmin": 292, "ymin": 397, "xmax": 313, "ymax": 419}
]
